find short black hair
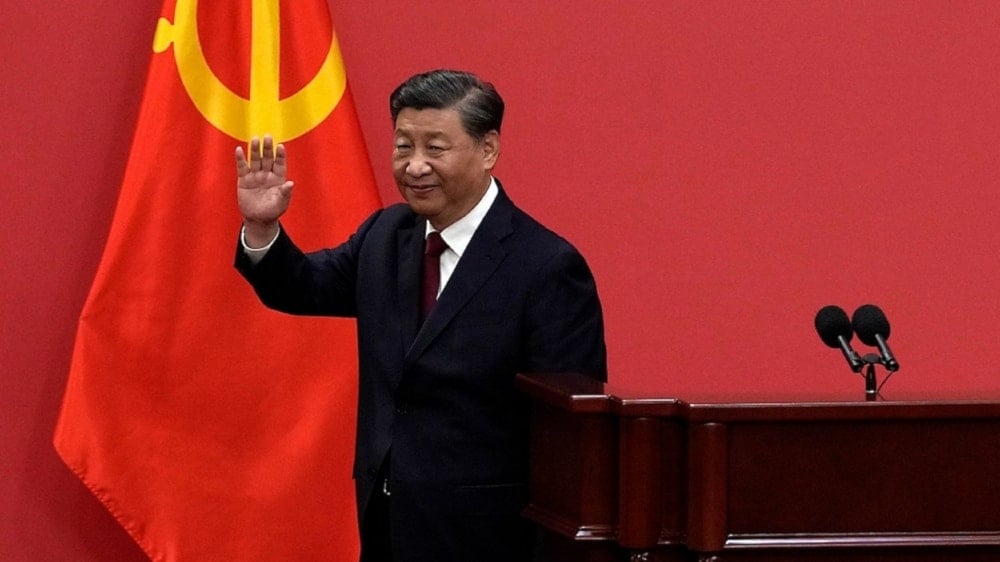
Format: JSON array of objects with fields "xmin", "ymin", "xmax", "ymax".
[{"xmin": 389, "ymin": 70, "xmax": 504, "ymax": 139}]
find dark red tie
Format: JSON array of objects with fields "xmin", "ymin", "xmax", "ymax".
[{"xmin": 421, "ymin": 231, "xmax": 447, "ymax": 321}]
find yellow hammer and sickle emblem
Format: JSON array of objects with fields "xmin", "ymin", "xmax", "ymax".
[{"xmin": 152, "ymin": 0, "xmax": 346, "ymax": 143}]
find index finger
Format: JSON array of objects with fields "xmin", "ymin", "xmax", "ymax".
[{"xmin": 273, "ymin": 142, "xmax": 288, "ymax": 177}]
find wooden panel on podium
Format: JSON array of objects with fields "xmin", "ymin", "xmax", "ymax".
[
  {"xmin": 517, "ymin": 373, "xmax": 1000, "ymax": 562},
  {"xmin": 518, "ymin": 373, "xmax": 622, "ymax": 562}
]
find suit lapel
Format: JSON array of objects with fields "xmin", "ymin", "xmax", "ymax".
[
  {"xmin": 396, "ymin": 218, "xmax": 424, "ymax": 369},
  {"xmin": 405, "ymin": 190, "xmax": 516, "ymax": 364}
]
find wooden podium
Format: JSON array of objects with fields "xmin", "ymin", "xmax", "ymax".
[{"xmin": 516, "ymin": 373, "xmax": 1000, "ymax": 562}]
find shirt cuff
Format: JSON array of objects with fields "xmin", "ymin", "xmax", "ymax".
[{"xmin": 241, "ymin": 224, "xmax": 280, "ymax": 263}]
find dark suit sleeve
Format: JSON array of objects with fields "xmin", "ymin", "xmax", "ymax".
[
  {"xmin": 234, "ymin": 209, "xmax": 384, "ymax": 317},
  {"xmin": 522, "ymin": 246, "xmax": 608, "ymax": 381}
]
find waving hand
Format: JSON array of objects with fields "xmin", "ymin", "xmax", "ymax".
[{"xmin": 235, "ymin": 135, "xmax": 294, "ymax": 246}]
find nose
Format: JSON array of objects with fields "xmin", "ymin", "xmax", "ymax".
[{"xmin": 405, "ymin": 153, "xmax": 431, "ymax": 177}]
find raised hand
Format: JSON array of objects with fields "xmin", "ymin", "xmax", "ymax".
[{"xmin": 235, "ymin": 135, "xmax": 294, "ymax": 245}]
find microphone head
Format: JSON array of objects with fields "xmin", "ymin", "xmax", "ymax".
[
  {"xmin": 814, "ymin": 305, "xmax": 853, "ymax": 348},
  {"xmin": 852, "ymin": 304, "xmax": 891, "ymax": 346}
]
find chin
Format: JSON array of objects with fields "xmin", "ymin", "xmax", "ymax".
[{"xmin": 405, "ymin": 199, "xmax": 438, "ymax": 217}]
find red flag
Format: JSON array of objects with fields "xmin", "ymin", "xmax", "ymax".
[{"xmin": 54, "ymin": 1, "xmax": 380, "ymax": 559}]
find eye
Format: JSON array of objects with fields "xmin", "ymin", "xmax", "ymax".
[
  {"xmin": 394, "ymin": 143, "xmax": 412, "ymax": 152},
  {"xmin": 427, "ymin": 145, "xmax": 445, "ymax": 154}
]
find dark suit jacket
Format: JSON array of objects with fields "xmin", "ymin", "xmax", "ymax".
[{"xmin": 236, "ymin": 186, "xmax": 607, "ymax": 561}]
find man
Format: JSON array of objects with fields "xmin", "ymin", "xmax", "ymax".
[{"xmin": 234, "ymin": 70, "xmax": 607, "ymax": 562}]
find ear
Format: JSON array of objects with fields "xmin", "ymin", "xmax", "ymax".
[{"xmin": 481, "ymin": 130, "xmax": 500, "ymax": 170}]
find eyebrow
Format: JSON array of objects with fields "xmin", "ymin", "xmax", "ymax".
[{"xmin": 395, "ymin": 133, "xmax": 454, "ymax": 147}]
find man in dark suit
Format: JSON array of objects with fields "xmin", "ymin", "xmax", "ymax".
[{"xmin": 234, "ymin": 70, "xmax": 607, "ymax": 562}]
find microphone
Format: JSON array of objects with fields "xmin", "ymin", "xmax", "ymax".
[
  {"xmin": 814, "ymin": 305, "xmax": 864, "ymax": 372},
  {"xmin": 852, "ymin": 304, "xmax": 900, "ymax": 372}
]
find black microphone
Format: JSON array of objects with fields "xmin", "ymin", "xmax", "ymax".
[
  {"xmin": 852, "ymin": 304, "xmax": 899, "ymax": 372},
  {"xmin": 815, "ymin": 305, "xmax": 864, "ymax": 372}
]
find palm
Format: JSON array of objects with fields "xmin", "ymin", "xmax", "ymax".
[{"xmin": 238, "ymin": 167, "xmax": 288, "ymax": 222}]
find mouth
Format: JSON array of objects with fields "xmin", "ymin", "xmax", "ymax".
[{"xmin": 406, "ymin": 184, "xmax": 438, "ymax": 194}]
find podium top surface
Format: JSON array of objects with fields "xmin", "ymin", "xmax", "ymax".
[{"xmin": 516, "ymin": 372, "xmax": 1000, "ymax": 421}]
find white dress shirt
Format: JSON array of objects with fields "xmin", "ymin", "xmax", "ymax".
[{"xmin": 424, "ymin": 178, "xmax": 498, "ymax": 297}]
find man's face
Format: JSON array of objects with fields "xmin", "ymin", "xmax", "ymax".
[{"xmin": 393, "ymin": 107, "xmax": 499, "ymax": 230}]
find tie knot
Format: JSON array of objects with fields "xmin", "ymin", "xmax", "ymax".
[{"xmin": 425, "ymin": 231, "xmax": 447, "ymax": 257}]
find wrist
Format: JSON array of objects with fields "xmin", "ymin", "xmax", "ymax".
[{"xmin": 242, "ymin": 222, "xmax": 280, "ymax": 250}]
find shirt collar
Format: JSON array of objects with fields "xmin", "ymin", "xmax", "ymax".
[{"xmin": 425, "ymin": 177, "xmax": 499, "ymax": 258}]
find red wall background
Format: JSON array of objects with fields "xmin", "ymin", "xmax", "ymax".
[{"xmin": 4, "ymin": 1, "xmax": 1000, "ymax": 559}]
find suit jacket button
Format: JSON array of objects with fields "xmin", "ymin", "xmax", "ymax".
[{"xmin": 366, "ymin": 467, "xmax": 378, "ymax": 478}]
